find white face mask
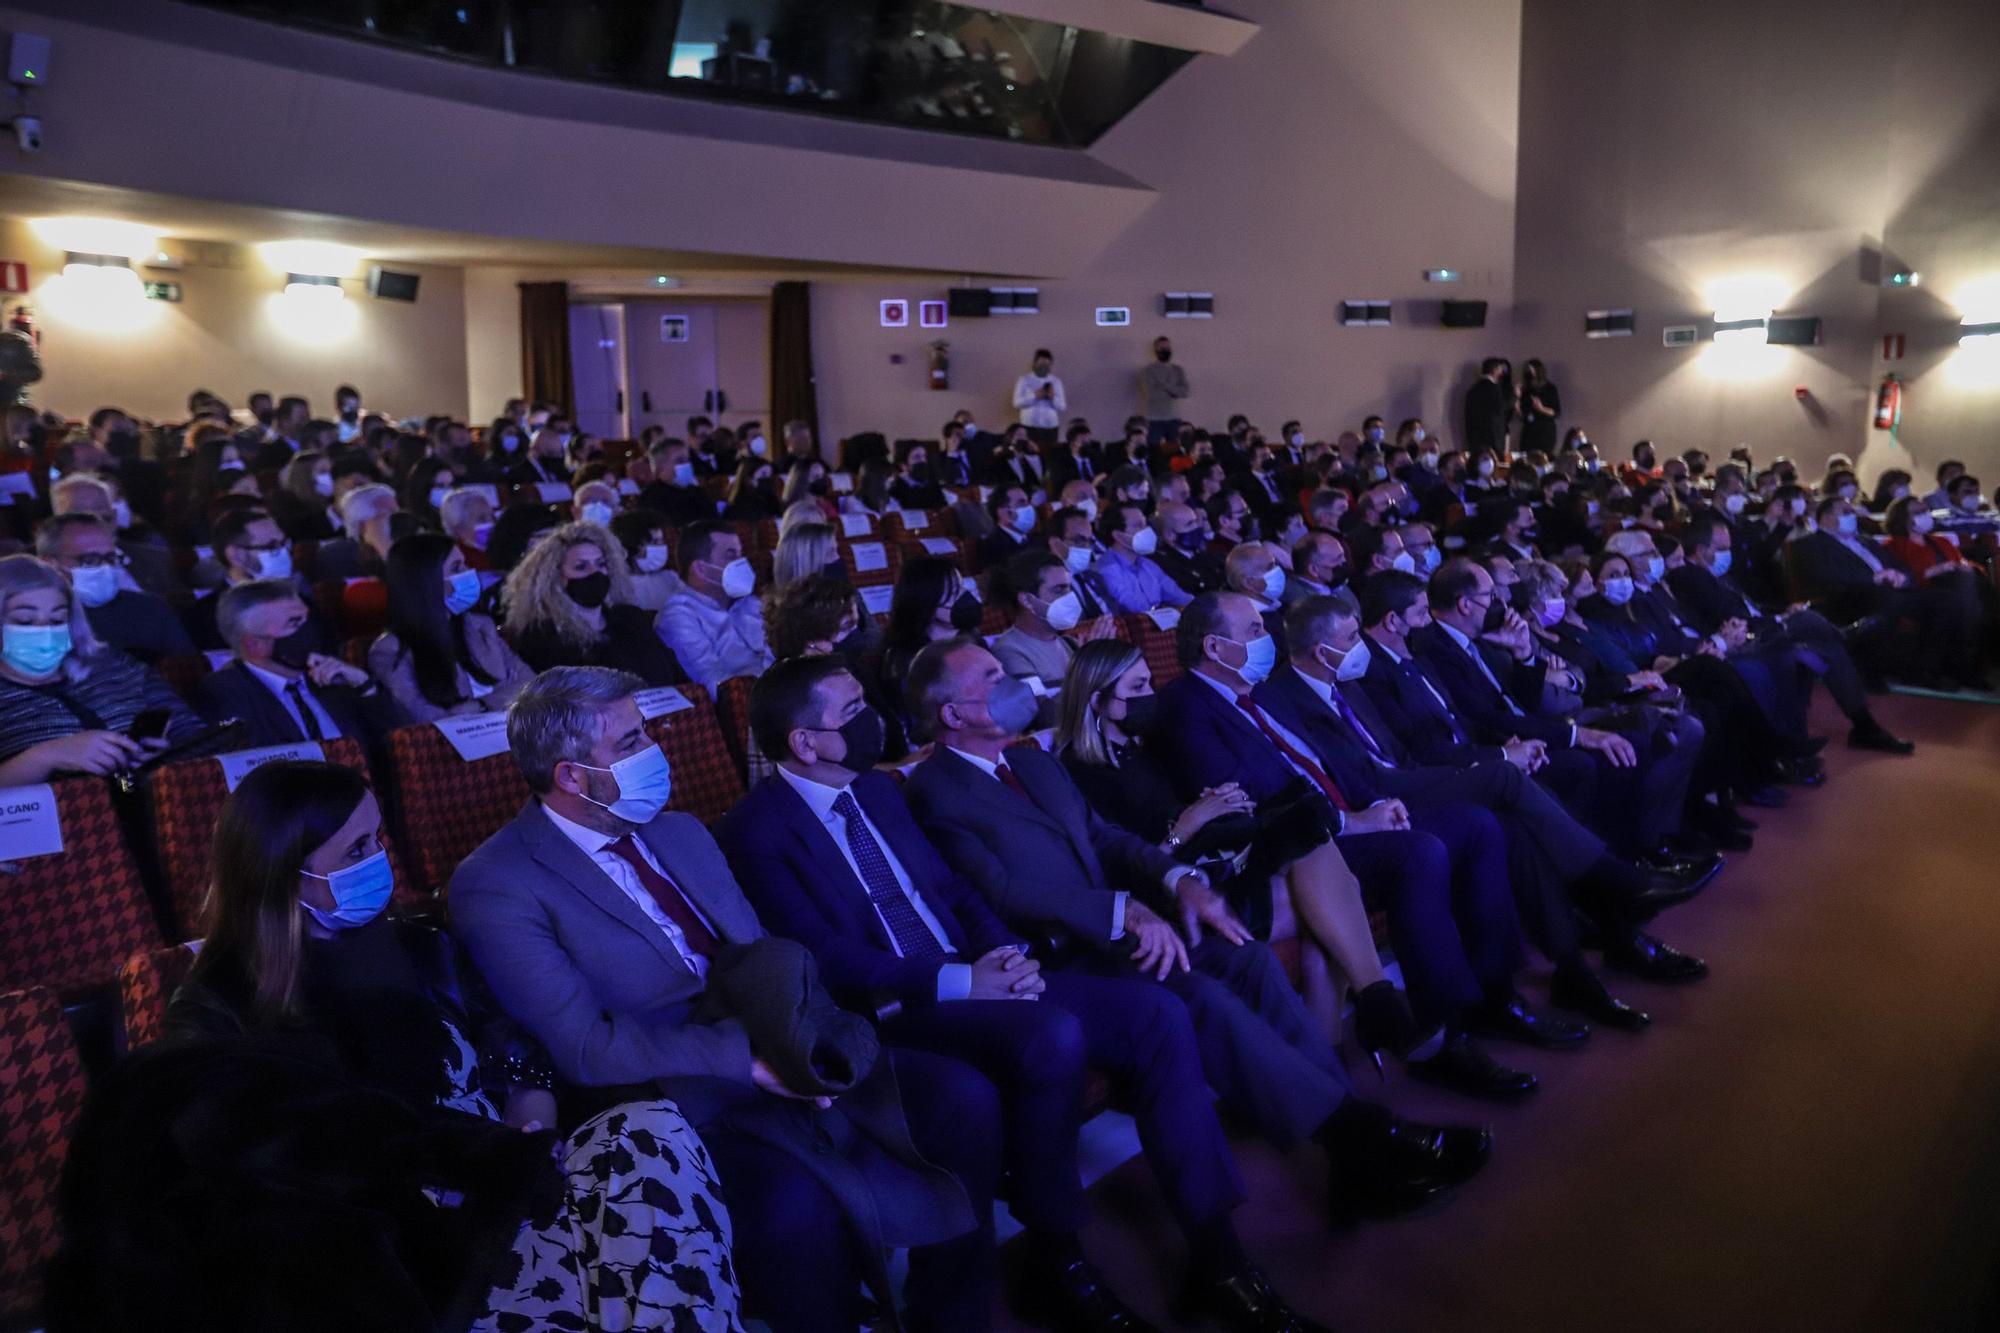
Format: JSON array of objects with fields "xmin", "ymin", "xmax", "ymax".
[
  {"xmin": 1259, "ymin": 565, "xmax": 1286, "ymax": 600},
  {"xmin": 251, "ymin": 547, "xmax": 293, "ymax": 581},
  {"xmin": 581, "ymin": 500, "xmax": 614, "ymax": 527},
  {"xmin": 1645, "ymin": 555, "xmax": 1665, "ymax": 583},
  {"xmin": 1129, "ymin": 527, "xmax": 1158, "ymax": 556},
  {"xmin": 720, "ymin": 556, "xmax": 757, "ymax": 599},
  {"xmin": 1074, "ymin": 499, "xmax": 1097, "ymax": 520},
  {"xmin": 1724, "ymin": 493, "xmax": 1747, "ymax": 515},
  {"xmin": 313, "ymin": 473, "xmax": 334, "ymax": 498},
  {"xmin": 1601, "ymin": 575, "xmax": 1635, "ymax": 605},
  {"xmin": 1911, "ymin": 513, "xmax": 1934, "ymax": 535},
  {"xmin": 112, "ymin": 499, "xmax": 133, "ymax": 529},
  {"xmin": 748, "ymin": 435, "xmax": 768, "ymax": 456},
  {"xmin": 1412, "ymin": 426, "xmax": 1428, "ymax": 444},
  {"xmin": 1477, "ymin": 459, "xmax": 1495, "ymax": 477},
  {"xmin": 1322, "ymin": 637, "xmax": 1371, "ymax": 682},
  {"xmin": 70, "ymin": 562, "xmax": 120, "ymax": 608},
  {"xmin": 1062, "ymin": 543, "xmax": 1093, "ymax": 574},
  {"xmin": 1041, "ymin": 590, "xmax": 1082, "ymax": 631},
  {"xmin": 636, "ymin": 543, "xmax": 669, "ymax": 573}
]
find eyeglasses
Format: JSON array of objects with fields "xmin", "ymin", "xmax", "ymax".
[
  {"xmin": 239, "ymin": 540, "xmax": 288, "ymax": 555},
  {"xmin": 65, "ymin": 550, "xmax": 129, "ymax": 569}
]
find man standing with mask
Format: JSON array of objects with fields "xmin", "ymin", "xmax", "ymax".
[
  {"xmin": 656, "ymin": 519, "xmax": 774, "ymax": 691},
  {"xmin": 1141, "ymin": 336, "xmax": 1190, "ymax": 446},
  {"xmin": 1012, "ymin": 349, "xmax": 1066, "ymax": 450},
  {"xmin": 333, "ymin": 383, "xmax": 364, "ymax": 443},
  {"xmin": 1462, "ymin": 358, "xmax": 1512, "ymax": 457}
]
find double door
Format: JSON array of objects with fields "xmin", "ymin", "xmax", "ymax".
[{"xmin": 568, "ymin": 298, "xmax": 770, "ymax": 442}]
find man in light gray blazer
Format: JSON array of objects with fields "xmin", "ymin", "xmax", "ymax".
[
  {"xmin": 900, "ymin": 640, "xmax": 1495, "ymax": 1231},
  {"xmin": 449, "ymin": 666, "xmax": 995, "ymax": 1333}
]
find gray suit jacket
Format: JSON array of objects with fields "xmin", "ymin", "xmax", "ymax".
[
  {"xmin": 903, "ymin": 745, "xmax": 1178, "ymax": 947},
  {"xmin": 448, "ymin": 802, "xmax": 764, "ymax": 1095}
]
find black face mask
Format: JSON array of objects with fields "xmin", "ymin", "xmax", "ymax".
[
  {"xmin": 254, "ymin": 408, "xmax": 275, "ymax": 427},
  {"xmin": 1320, "ymin": 565, "xmax": 1350, "ymax": 590},
  {"xmin": 107, "ymin": 427, "xmax": 141, "ymax": 460},
  {"xmin": 1174, "ymin": 528, "xmax": 1206, "ymax": 554},
  {"xmin": 1238, "ymin": 516, "xmax": 1261, "ymax": 542},
  {"xmin": 565, "ymin": 572, "xmax": 611, "ymax": 609},
  {"xmin": 1155, "ymin": 348, "xmax": 1172, "ymax": 363},
  {"xmin": 1479, "ymin": 596, "xmax": 1507, "ymax": 633},
  {"xmin": 821, "ymin": 558, "xmax": 850, "ymax": 586},
  {"xmin": 831, "ymin": 706, "xmax": 886, "ymax": 772},
  {"xmin": 907, "ymin": 463, "xmax": 931, "ymax": 484},
  {"xmin": 808, "ymin": 478, "xmax": 830, "ymax": 497},
  {"xmin": 949, "ymin": 590, "xmax": 983, "ymax": 632},
  {"xmin": 272, "ymin": 625, "xmax": 317, "ymax": 672},
  {"xmin": 1116, "ymin": 692, "xmax": 1159, "ymax": 736}
]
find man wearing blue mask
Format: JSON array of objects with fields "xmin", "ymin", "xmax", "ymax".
[
  {"xmin": 1223, "ymin": 540, "xmax": 1293, "ymax": 654},
  {"xmin": 903, "ymin": 638, "xmax": 1490, "ymax": 1320},
  {"xmin": 453, "ymin": 666, "xmax": 998, "ymax": 1333}
]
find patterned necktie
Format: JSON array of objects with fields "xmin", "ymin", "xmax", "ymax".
[
  {"xmin": 1330, "ymin": 684, "xmax": 1389, "ymax": 766},
  {"xmin": 831, "ymin": 790, "xmax": 945, "ymax": 960},
  {"xmin": 606, "ymin": 835, "xmax": 716, "ymax": 959},
  {"xmin": 1230, "ymin": 695, "xmax": 1349, "ymax": 811},
  {"xmin": 285, "ymin": 680, "xmax": 326, "ymax": 741},
  {"xmin": 994, "ymin": 760, "xmax": 1032, "ymax": 801}
]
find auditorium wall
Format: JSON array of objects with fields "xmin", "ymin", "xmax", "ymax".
[{"xmin": 1512, "ymin": 0, "xmax": 2000, "ymax": 483}]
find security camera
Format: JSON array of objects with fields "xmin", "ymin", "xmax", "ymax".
[{"xmin": 11, "ymin": 117, "xmax": 40, "ymax": 153}]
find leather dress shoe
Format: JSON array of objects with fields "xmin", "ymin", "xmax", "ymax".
[
  {"xmin": 1624, "ymin": 860, "xmax": 1721, "ymax": 917},
  {"xmin": 1019, "ymin": 1257, "xmax": 1158, "ymax": 1333},
  {"xmin": 1839, "ymin": 613, "xmax": 1887, "ymax": 645},
  {"xmin": 1465, "ymin": 994, "xmax": 1591, "ymax": 1049},
  {"xmin": 1604, "ymin": 929, "xmax": 1709, "ymax": 984},
  {"xmin": 1329, "ymin": 1102, "xmax": 1495, "ymax": 1221},
  {"xmin": 1739, "ymin": 784, "xmax": 1789, "ymax": 809},
  {"xmin": 1550, "ymin": 968, "xmax": 1651, "ymax": 1032},
  {"xmin": 1181, "ymin": 1265, "xmax": 1332, "ymax": 1333},
  {"xmin": 1406, "ymin": 1033, "xmax": 1541, "ymax": 1104},
  {"xmin": 1849, "ymin": 723, "xmax": 1915, "ymax": 755},
  {"xmin": 1775, "ymin": 756, "xmax": 1826, "ymax": 787}
]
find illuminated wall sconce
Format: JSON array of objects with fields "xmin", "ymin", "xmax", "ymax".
[
  {"xmin": 284, "ymin": 272, "xmax": 345, "ymax": 300},
  {"xmin": 1711, "ymin": 315, "xmax": 1767, "ymax": 338},
  {"xmin": 1961, "ymin": 320, "xmax": 2000, "ymax": 342},
  {"xmin": 62, "ymin": 251, "xmax": 140, "ymax": 289}
]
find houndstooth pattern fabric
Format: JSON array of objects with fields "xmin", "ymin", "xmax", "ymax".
[
  {"xmin": 0, "ymin": 779, "xmax": 161, "ymax": 997},
  {"xmin": 118, "ymin": 943, "xmax": 200, "ymax": 1049},
  {"xmin": 648, "ymin": 688, "xmax": 746, "ymax": 827},
  {"xmin": 1124, "ymin": 616, "xmax": 1184, "ymax": 686},
  {"xmin": 386, "ymin": 724, "xmax": 532, "ymax": 895},
  {"xmin": 0, "ymin": 987, "xmax": 86, "ymax": 1321},
  {"xmin": 714, "ymin": 677, "xmax": 756, "ymax": 781}
]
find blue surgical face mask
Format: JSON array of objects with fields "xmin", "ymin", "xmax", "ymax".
[
  {"xmin": 1835, "ymin": 512, "xmax": 1859, "ymax": 536},
  {"xmin": 3, "ymin": 622, "xmax": 71, "ymax": 675},
  {"xmin": 1602, "ymin": 576, "xmax": 1635, "ymax": 605},
  {"xmin": 1226, "ymin": 633, "xmax": 1278, "ymax": 685},
  {"xmin": 975, "ymin": 675, "xmax": 1040, "ymax": 737},
  {"xmin": 1709, "ymin": 550, "xmax": 1733, "ymax": 576},
  {"xmin": 1645, "ymin": 556, "xmax": 1665, "ymax": 583},
  {"xmin": 574, "ymin": 742, "xmax": 675, "ymax": 824},
  {"xmin": 581, "ymin": 500, "xmax": 614, "ymax": 528},
  {"xmin": 444, "ymin": 569, "xmax": 482, "ymax": 616},
  {"xmin": 301, "ymin": 848, "xmax": 394, "ymax": 931},
  {"xmin": 673, "ymin": 463, "xmax": 696, "ymax": 488}
]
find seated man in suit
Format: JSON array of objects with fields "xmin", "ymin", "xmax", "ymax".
[
  {"xmin": 195, "ymin": 580, "xmax": 400, "ymax": 753},
  {"xmin": 1040, "ymin": 505, "xmax": 1118, "ymax": 624},
  {"xmin": 184, "ymin": 506, "xmax": 335, "ymax": 652},
  {"xmin": 901, "ymin": 639, "xmax": 1491, "ymax": 1230},
  {"xmin": 1144, "ymin": 592, "xmax": 1568, "ymax": 1074},
  {"xmin": 1788, "ymin": 496, "xmax": 1976, "ymax": 692},
  {"xmin": 1270, "ymin": 590, "xmax": 1712, "ymax": 1028},
  {"xmin": 449, "ymin": 666, "xmax": 997, "ymax": 1333},
  {"xmin": 1414, "ymin": 559, "xmax": 1703, "ymax": 866},
  {"xmin": 1152, "ymin": 501, "xmax": 1226, "ymax": 599},
  {"xmin": 976, "ymin": 483, "xmax": 1037, "ymax": 572},
  {"xmin": 1221, "ymin": 542, "xmax": 1292, "ymax": 657},
  {"xmin": 720, "ymin": 656, "xmax": 1308, "ymax": 1333},
  {"xmin": 1668, "ymin": 512, "xmax": 1913, "ymax": 753}
]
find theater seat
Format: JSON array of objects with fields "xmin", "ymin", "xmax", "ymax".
[
  {"xmin": 384, "ymin": 723, "xmax": 531, "ymax": 896},
  {"xmin": 118, "ymin": 942, "xmax": 200, "ymax": 1048},
  {"xmin": 644, "ymin": 684, "xmax": 747, "ymax": 825},
  {"xmin": 147, "ymin": 736, "xmax": 421, "ymax": 940},
  {"xmin": 1122, "ymin": 615, "xmax": 1184, "ymax": 685},
  {"xmin": 715, "ymin": 675, "xmax": 757, "ymax": 779},
  {"xmin": 0, "ymin": 779, "xmax": 163, "ymax": 998},
  {"xmin": 0, "ymin": 986, "xmax": 86, "ymax": 1323},
  {"xmin": 153, "ymin": 653, "xmax": 208, "ymax": 703}
]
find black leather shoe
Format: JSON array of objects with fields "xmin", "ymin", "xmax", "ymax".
[
  {"xmin": 1849, "ymin": 724, "xmax": 1915, "ymax": 755},
  {"xmin": 1352, "ymin": 979, "xmax": 1431, "ymax": 1076},
  {"xmin": 1739, "ymin": 784, "xmax": 1788, "ymax": 809},
  {"xmin": 1550, "ymin": 968, "xmax": 1651, "ymax": 1032},
  {"xmin": 1775, "ymin": 756, "xmax": 1827, "ymax": 787},
  {"xmin": 1329, "ymin": 1101, "xmax": 1496, "ymax": 1221},
  {"xmin": 1464, "ymin": 994, "xmax": 1591, "ymax": 1049},
  {"xmin": 1182, "ymin": 1265, "xmax": 1332, "ymax": 1333},
  {"xmin": 1019, "ymin": 1257, "xmax": 1158, "ymax": 1333},
  {"xmin": 1603, "ymin": 929, "xmax": 1709, "ymax": 984},
  {"xmin": 1405, "ymin": 1032, "xmax": 1539, "ymax": 1103},
  {"xmin": 1839, "ymin": 614, "xmax": 1887, "ymax": 645}
]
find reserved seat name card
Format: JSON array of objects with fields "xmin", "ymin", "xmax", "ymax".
[
  {"xmin": 634, "ymin": 687, "xmax": 695, "ymax": 720},
  {"xmin": 432, "ymin": 712, "xmax": 514, "ymax": 761},
  {"xmin": 217, "ymin": 741, "xmax": 328, "ymax": 791},
  {"xmin": 0, "ymin": 783, "xmax": 63, "ymax": 860}
]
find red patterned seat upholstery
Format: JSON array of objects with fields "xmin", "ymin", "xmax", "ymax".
[
  {"xmin": 714, "ymin": 675, "xmax": 757, "ymax": 778},
  {"xmin": 1123, "ymin": 615, "xmax": 1184, "ymax": 685},
  {"xmin": 148, "ymin": 736, "xmax": 419, "ymax": 940},
  {"xmin": 0, "ymin": 779, "xmax": 162, "ymax": 998},
  {"xmin": 978, "ymin": 602, "xmax": 1010, "ymax": 637},
  {"xmin": 384, "ymin": 723, "xmax": 531, "ymax": 896},
  {"xmin": 0, "ymin": 987, "xmax": 86, "ymax": 1322},
  {"xmin": 118, "ymin": 942, "xmax": 200, "ymax": 1048},
  {"xmin": 153, "ymin": 652, "xmax": 208, "ymax": 702},
  {"xmin": 644, "ymin": 685, "xmax": 747, "ymax": 826},
  {"xmin": 836, "ymin": 537, "xmax": 903, "ymax": 588}
]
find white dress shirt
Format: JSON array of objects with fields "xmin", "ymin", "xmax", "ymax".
[
  {"xmin": 1834, "ymin": 531, "xmax": 1884, "ymax": 573},
  {"xmin": 945, "ymin": 745, "xmax": 1156, "ymax": 937},
  {"xmin": 1293, "ymin": 665, "xmax": 1394, "ymax": 765},
  {"xmin": 540, "ymin": 802, "xmax": 712, "ymax": 981},
  {"xmin": 1012, "ymin": 373, "xmax": 1067, "ymax": 430},
  {"xmin": 777, "ymin": 767, "xmax": 971, "ymax": 1000},
  {"xmin": 1438, "ymin": 620, "xmax": 1576, "ymax": 743},
  {"xmin": 242, "ymin": 659, "xmax": 343, "ymax": 739}
]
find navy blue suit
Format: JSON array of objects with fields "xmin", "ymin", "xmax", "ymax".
[
  {"xmin": 718, "ymin": 769, "xmax": 1245, "ymax": 1237},
  {"xmin": 1148, "ymin": 671, "xmax": 1519, "ymax": 1026}
]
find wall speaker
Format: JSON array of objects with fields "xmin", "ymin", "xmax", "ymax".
[
  {"xmin": 1162, "ymin": 291, "xmax": 1214, "ymax": 319},
  {"xmin": 1585, "ymin": 308, "xmax": 1635, "ymax": 338},
  {"xmin": 947, "ymin": 287, "xmax": 993, "ymax": 317},
  {"xmin": 1440, "ymin": 299, "xmax": 1487, "ymax": 329},
  {"xmin": 1340, "ymin": 300, "xmax": 1392, "ymax": 326},
  {"xmin": 1765, "ymin": 315, "xmax": 1822, "ymax": 346},
  {"xmin": 367, "ymin": 266, "xmax": 421, "ymax": 302}
]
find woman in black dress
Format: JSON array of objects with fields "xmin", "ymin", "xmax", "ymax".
[
  {"xmin": 1519, "ymin": 358, "xmax": 1562, "ymax": 456},
  {"xmin": 1052, "ymin": 639, "xmax": 1421, "ymax": 1056}
]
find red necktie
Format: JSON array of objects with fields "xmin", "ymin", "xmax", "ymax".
[
  {"xmin": 1231, "ymin": 695, "xmax": 1350, "ymax": 811},
  {"xmin": 606, "ymin": 834, "xmax": 717, "ymax": 958},
  {"xmin": 995, "ymin": 761, "xmax": 1032, "ymax": 801}
]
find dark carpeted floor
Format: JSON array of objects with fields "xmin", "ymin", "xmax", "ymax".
[{"xmin": 995, "ymin": 692, "xmax": 2000, "ymax": 1333}]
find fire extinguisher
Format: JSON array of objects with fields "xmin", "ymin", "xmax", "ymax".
[
  {"xmin": 928, "ymin": 340, "xmax": 949, "ymax": 392},
  {"xmin": 1872, "ymin": 373, "xmax": 1901, "ymax": 431}
]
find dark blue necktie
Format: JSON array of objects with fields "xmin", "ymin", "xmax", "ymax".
[
  {"xmin": 832, "ymin": 790, "xmax": 945, "ymax": 960},
  {"xmin": 1330, "ymin": 684, "xmax": 1391, "ymax": 766}
]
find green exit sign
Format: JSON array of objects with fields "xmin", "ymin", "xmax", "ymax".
[{"xmin": 144, "ymin": 281, "xmax": 182, "ymax": 302}]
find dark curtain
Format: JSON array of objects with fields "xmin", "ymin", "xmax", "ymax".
[
  {"xmin": 770, "ymin": 281, "xmax": 819, "ymax": 450},
  {"xmin": 518, "ymin": 281, "xmax": 574, "ymax": 416}
]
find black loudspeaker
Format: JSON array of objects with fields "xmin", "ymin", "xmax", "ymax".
[
  {"xmin": 948, "ymin": 287, "xmax": 994, "ymax": 317},
  {"xmin": 1766, "ymin": 315, "xmax": 1822, "ymax": 346},
  {"xmin": 1441, "ymin": 299, "xmax": 1487, "ymax": 328},
  {"xmin": 1341, "ymin": 300, "xmax": 1392, "ymax": 327},
  {"xmin": 367, "ymin": 266, "xmax": 421, "ymax": 302}
]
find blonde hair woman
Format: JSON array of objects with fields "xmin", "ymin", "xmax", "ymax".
[
  {"xmin": 1052, "ymin": 638, "xmax": 1420, "ymax": 1057},
  {"xmin": 500, "ymin": 522, "xmax": 685, "ymax": 685},
  {"xmin": 0, "ymin": 554, "xmax": 200, "ymax": 783},
  {"xmin": 771, "ymin": 520, "xmax": 839, "ymax": 590}
]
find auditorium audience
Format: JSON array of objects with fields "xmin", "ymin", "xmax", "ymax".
[
  {"xmin": 368, "ymin": 532, "xmax": 533, "ymax": 724},
  {"xmin": 197, "ymin": 579, "xmax": 399, "ymax": 753},
  {"xmin": 502, "ymin": 521, "xmax": 684, "ymax": 685},
  {"xmin": 37, "ymin": 512, "xmax": 195, "ymax": 663},
  {"xmin": 656, "ymin": 519, "xmax": 775, "ymax": 691}
]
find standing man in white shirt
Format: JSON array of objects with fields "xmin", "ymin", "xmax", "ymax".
[
  {"xmin": 1012, "ymin": 349, "xmax": 1067, "ymax": 450},
  {"xmin": 656, "ymin": 518, "xmax": 775, "ymax": 690}
]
